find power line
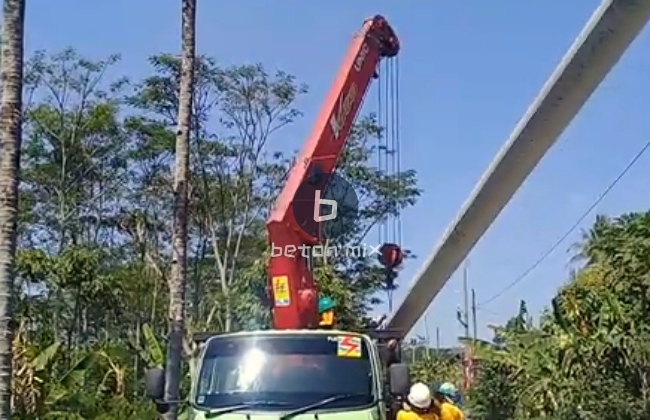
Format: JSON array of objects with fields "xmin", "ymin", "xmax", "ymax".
[
  {"xmin": 477, "ymin": 307, "xmax": 502, "ymax": 317},
  {"xmin": 478, "ymin": 137, "xmax": 650, "ymax": 308}
]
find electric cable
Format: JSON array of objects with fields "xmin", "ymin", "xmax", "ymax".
[{"xmin": 478, "ymin": 137, "xmax": 650, "ymax": 308}]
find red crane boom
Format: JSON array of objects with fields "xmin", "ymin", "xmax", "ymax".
[{"xmin": 266, "ymin": 15, "xmax": 400, "ymax": 330}]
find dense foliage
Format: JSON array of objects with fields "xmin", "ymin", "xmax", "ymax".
[
  {"xmin": 463, "ymin": 212, "xmax": 650, "ymax": 419},
  {"xmin": 11, "ymin": 49, "xmax": 420, "ymax": 419},
  {"xmin": 405, "ymin": 213, "xmax": 650, "ymax": 420}
]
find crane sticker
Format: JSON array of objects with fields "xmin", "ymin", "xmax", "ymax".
[
  {"xmin": 272, "ymin": 276, "xmax": 290, "ymax": 307},
  {"xmin": 337, "ymin": 335, "xmax": 362, "ymax": 358}
]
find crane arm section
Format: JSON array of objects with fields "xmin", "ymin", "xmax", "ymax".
[{"xmin": 266, "ymin": 15, "xmax": 400, "ymax": 330}]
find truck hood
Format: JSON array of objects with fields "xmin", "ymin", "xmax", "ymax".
[{"xmin": 190, "ymin": 407, "xmax": 378, "ymax": 420}]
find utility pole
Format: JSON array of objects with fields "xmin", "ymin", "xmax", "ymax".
[
  {"xmin": 424, "ymin": 314, "xmax": 431, "ymax": 347},
  {"xmin": 462, "ymin": 262, "xmax": 470, "ymax": 338},
  {"xmin": 471, "ymin": 288, "xmax": 478, "ymax": 341},
  {"xmin": 436, "ymin": 327, "xmax": 440, "ymax": 350},
  {"xmin": 461, "ymin": 261, "xmax": 472, "ymax": 392},
  {"xmin": 456, "ymin": 262, "xmax": 471, "ymax": 338}
]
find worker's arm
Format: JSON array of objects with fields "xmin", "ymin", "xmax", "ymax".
[
  {"xmin": 386, "ymin": 339, "xmax": 400, "ymax": 364},
  {"xmin": 439, "ymin": 403, "xmax": 459, "ymax": 420},
  {"xmin": 454, "ymin": 405, "xmax": 465, "ymax": 420}
]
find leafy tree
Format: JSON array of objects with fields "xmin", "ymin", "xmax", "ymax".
[
  {"xmin": 466, "ymin": 211, "xmax": 650, "ymax": 419},
  {"xmin": 409, "ymin": 349, "xmax": 463, "ymax": 389}
]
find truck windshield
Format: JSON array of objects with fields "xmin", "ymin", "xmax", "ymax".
[{"xmin": 195, "ymin": 333, "xmax": 374, "ymax": 410}]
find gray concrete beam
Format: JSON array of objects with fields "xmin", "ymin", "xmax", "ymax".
[{"xmin": 388, "ymin": 0, "xmax": 650, "ymax": 335}]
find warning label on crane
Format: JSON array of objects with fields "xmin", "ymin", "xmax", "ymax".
[
  {"xmin": 292, "ymin": 172, "xmax": 359, "ymax": 241},
  {"xmin": 272, "ymin": 276, "xmax": 290, "ymax": 307},
  {"xmin": 337, "ymin": 335, "xmax": 362, "ymax": 358}
]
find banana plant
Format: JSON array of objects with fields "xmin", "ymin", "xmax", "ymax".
[{"xmin": 13, "ymin": 324, "xmax": 95, "ymax": 417}]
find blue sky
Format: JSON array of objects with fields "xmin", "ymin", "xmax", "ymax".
[{"xmin": 26, "ymin": 1, "xmax": 650, "ymax": 346}]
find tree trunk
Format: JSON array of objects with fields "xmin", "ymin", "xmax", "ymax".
[
  {"xmin": 163, "ymin": 0, "xmax": 196, "ymax": 418},
  {"xmin": 0, "ymin": 0, "xmax": 25, "ymax": 417}
]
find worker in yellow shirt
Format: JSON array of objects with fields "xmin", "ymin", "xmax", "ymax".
[
  {"xmin": 433, "ymin": 383, "xmax": 464, "ymax": 420},
  {"xmin": 318, "ymin": 297, "xmax": 337, "ymax": 329},
  {"xmin": 396, "ymin": 383, "xmax": 439, "ymax": 420}
]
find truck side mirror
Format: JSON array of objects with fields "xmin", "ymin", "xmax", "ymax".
[
  {"xmin": 145, "ymin": 367, "xmax": 165, "ymax": 401},
  {"xmin": 388, "ymin": 363, "xmax": 410, "ymax": 395}
]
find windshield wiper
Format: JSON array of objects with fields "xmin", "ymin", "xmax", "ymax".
[
  {"xmin": 279, "ymin": 394, "xmax": 367, "ymax": 420},
  {"xmin": 204, "ymin": 401, "xmax": 290, "ymax": 418}
]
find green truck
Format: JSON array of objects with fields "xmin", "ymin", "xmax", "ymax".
[{"xmin": 145, "ymin": 329, "xmax": 410, "ymax": 420}]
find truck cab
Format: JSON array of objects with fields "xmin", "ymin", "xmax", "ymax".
[{"xmin": 145, "ymin": 329, "xmax": 410, "ymax": 420}]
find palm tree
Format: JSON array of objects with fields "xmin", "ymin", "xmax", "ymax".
[
  {"xmin": 163, "ymin": 0, "xmax": 196, "ymax": 418},
  {"xmin": 568, "ymin": 215, "xmax": 611, "ymax": 265},
  {"xmin": 0, "ymin": 0, "xmax": 25, "ymax": 417}
]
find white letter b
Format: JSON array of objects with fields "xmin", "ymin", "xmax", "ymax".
[
  {"xmin": 313, "ymin": 190, "xmax": 337, "ymax": 222},
  {"xmin": 271, "ymin": 243, "xmax": 283, "ymax": 257}
]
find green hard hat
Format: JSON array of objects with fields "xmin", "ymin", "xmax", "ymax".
[
  {"xmin": 318, "ymin": 297, "xmax": 336, "ymax": 314},
  {"xmin": 438, "ymin": 382, "xmax": 457, "ymax": 397}
]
